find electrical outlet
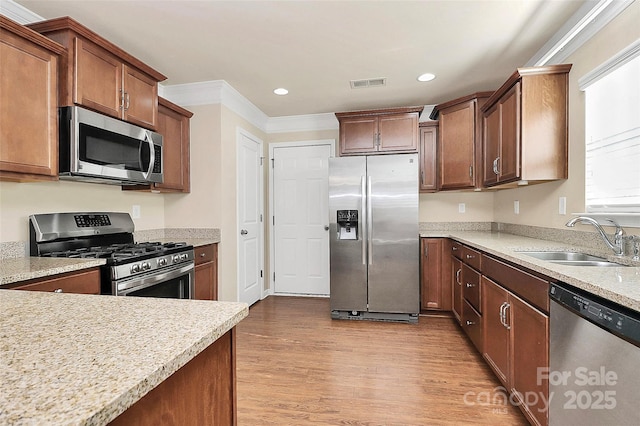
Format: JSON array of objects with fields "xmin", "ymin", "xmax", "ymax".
[
  {"xmin": 132, "ymin": 205, "xmax": 141, "ymax": 219},
  {"xmin": 559, "ymin": 197, "xmax": 567, "ymax": 215},
  {"xmin": 514, "ymin": 200, "xmax": 520, "ymax": 215},
  {"xmin": 458, "ymin": 203, "xmax": 466, "ymax": 213}
]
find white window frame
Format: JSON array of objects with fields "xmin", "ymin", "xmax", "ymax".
[{"xmin": 577, "ymin": 39, "xmax": 640, "ymax": 228}]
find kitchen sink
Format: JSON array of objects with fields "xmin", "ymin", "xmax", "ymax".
[{"xmin": 516, "ymin": 251, "xmax": 627, "ymax": 267}]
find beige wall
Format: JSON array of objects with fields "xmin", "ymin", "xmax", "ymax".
[
  {"xmin": 420, "ymin": 191, "xmax": 494, "ymax": 222},
  {"xmin": 493, "ymin": 1, "xmax": 640, "ymax": 234},
  {"xmin": 0, "ymin": 180, "xmax": 164, "ymax": 243}
]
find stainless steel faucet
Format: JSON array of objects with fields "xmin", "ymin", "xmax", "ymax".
[{"xmin": 565, "ymin": 216, "xmax": 625, "ymax": 256}]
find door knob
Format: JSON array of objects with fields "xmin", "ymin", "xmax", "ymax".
[
  {"xmin": 324, "ymin": 225, "xmax": 329, "ymax": 231},
  {"xmin": 240, "ymin": 229, "xmax": 248, "ymax": 235}
]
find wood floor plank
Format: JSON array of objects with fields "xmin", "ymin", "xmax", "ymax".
[{"xmin": 236, "ymin": 296, "xmax": 528, "ymax": 425}]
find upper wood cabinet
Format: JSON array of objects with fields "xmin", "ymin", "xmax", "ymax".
[
  {"xmin": 335, "ymin": 106, "xmax": 423, "ymax": 156},
  {"xmin": 418, "ymin": 122, "xmax": 438, "ymax": 192},
  {"xmin": 154, "ymin": 97, "xmax": 192, "ymax": 192},
  {"xmin": 432, "ymin": 92, "xmax": 493, "ymax": 190},
  {"xmin": 0, "ymin": 16, "xmax": 65, "ymax": 182},
  {"xmin": 482, "ymin": 64, "xmax": 571, "ymax": 188},
  {"xmin": 28, "ymin": 17, "xmax": 166, "ymax": 130}
]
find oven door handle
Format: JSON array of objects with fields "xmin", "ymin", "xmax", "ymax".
[{"xmin": 116, "ymin": 262, "xmax": 194, "ymax": 295}]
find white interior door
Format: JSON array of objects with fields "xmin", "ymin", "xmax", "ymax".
[
  {"xmin": 273, "ymin": 144, "xmax": 331, "ymax": 295},
  {"xmin": 237, "ymin": 128, "xmax": 263, "ymax": 305}
]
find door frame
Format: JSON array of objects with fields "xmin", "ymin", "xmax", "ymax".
[
  {"xmin": 268, "ymin": 139, "xmax": 336, "ymax": 297},
  {"xmin": 236, "ymin": 126, "xmax": 265, "ymax": 304}
]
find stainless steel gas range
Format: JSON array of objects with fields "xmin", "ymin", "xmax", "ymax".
[{"xmin": 29, "ymin": 212, "xmax": 194, "ymax": 298}]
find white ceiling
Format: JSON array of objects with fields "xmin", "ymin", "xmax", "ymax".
[{"xmin": 14, "ymin": 0, "xmax": 587, "ymax": 118}]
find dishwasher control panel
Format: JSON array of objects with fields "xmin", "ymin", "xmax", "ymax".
[{"xmin": 550, "ymin": 283, "xmax": 640, "ymax": 345}]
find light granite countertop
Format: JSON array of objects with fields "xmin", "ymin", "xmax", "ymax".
[
  {"xmin": 0, "ymin": 291, "xmax": 248, "ymax": 425},
  {"xmin": 421, "ymin": 231, "xmax": 640, "ymax": 313},
  {"xmin": 0, "ymin": 257, "xmax": 106, "ymax": 287}
]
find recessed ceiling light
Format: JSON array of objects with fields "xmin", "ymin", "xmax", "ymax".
[
  {"xmin": 417, "ymin": 73, "xmax": 436, "ymax": 82},
  {"xmin": 273, "ymin": 88, "xmax": 288, "ymax": 95}
]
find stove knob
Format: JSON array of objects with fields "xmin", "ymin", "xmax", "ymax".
[
  {"xmin": 142, "ymin": 262, "xmax": 151, "ymax": 271},
  {"xmin": 131, "ymin": 264, "xmax": 141, "ymax": 273},
  {"xmin": 172, "ymin": 254, "xmax": 180, "ymax": 263},
  {"xmin": 157, "ymin": 258, "xmax": 167, "ymax": 267},
  {"xmin": 180, "ymin": 253, "xmax": 188, "ymax": 261}
]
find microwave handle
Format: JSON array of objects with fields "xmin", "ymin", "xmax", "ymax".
[{"xmin": 144, "ymin": 132, "xmax": 155, "ymax": 179}]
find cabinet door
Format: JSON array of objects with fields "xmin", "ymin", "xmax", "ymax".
[
  {"xmin": 74, "ymin": 37, "xmax": 122, "ymax": 119},
  {"xmin": 510, "ymin": 292, "xmax": 548, "ymax": 426},
  {"xmin": 1, "ymin": 29, "xmax": 58, "ymax": 180},
  {"xmin": 439, "ymin": 100, "xmax": 475, "ymax": 189},
  {"xmin": 123, "ymin": 64, "xmax": 158, "ymax": 129},
  {"xmin": 420, "ymin": 238, "xmax": 443, "ymax": 310},
  {"xmin": 419, "ymin": 125, "xmax": 437, "ymax": 192},
  {"xmin": 155, "ymin": 101, "xmax": 190, "ymax": 192},
  {"xmin": 497, "ymin": 83, "xmax": 520, "ymax": 183},
  {"xmin": 481, "ymin": 276, "xmax": 510, "ymax": 386},
  {"xmin": 462, "ymin": 299, "xmax": 483, "ymax": 352},
  {"xmin": 378, "ymin": 113, "xmax": 418, "ymax": 153},
  {"xmin": 194, "ymin": 244, "xmax": 218, "ymax": 300},
  {"xmin": 339, "ymin": 116, "xmax": 378, "ymax": 155},
  {"xmin": 451, "ymin": 257, "xmax": 463, "ymax": 324},
  {"xmin": 482, "ymin": 103, "xmax": 500, "ymax": 186},
  {"xmin": 461, "ymin": 263, "xmax": 480, "ymax": 312}
]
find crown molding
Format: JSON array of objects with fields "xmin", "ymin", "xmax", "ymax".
[
  {"xmin": 160, "ymin": 81, "xmax": 269, "ymax": 132},
  {"xmin": 0, "ymin": 0, "xmax": 43, "ymax": 24},
  {"xmin": 526, "ymin": 0, "xmax": 635, "ymax": 66}
]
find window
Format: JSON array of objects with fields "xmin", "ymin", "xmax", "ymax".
[{"xmin": 580, "ymin": 40, "xmax": 640, "ymax": 214}]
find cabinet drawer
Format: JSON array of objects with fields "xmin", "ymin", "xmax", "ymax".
[
  {"xmin": 482, "ymin": 255, "xmax": 549, "ymax": 313},
  {"xmin": 451, "ymin": 241, "xmax": 464, "ymax": 260},
  {"xmin": 462, "ymin": 299, "xmax": 483, "ymax": 353},
  {"xmin": 13, "ymin": 268, "xmax": 101, "ymax": 294},
  {"xmin": 194, "ymin": 244, "xmax": 215, "ymax": 265},
  {"xmin": 462, "ymin": 263, "xmax": 481, "ymax": 312},
  {"xmin": 461, "ymin": 246, "xmax": 481, "ymax": 270}
]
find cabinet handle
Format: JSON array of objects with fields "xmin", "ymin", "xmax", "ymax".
[
  {"xmin": 456, "ymin": 269, "xmax": 462, "ymax": 285},
  {"xmin": 53, "ymin": 288, "xmax": 63, "ymax": 293},
  {"xmin": 421, "ymin": 170, "xmax": 425, "ymax": 185},
  {"xmin": 504, "ymin": 303, "xmax": 511, "ymax": 330},
  {"xmin": 465, "ymin": 320, "xmax": 475, "ymax": 326},
  {"xmin": 120, "ymin": 89, "xmax": 125, "ymax": 110},
  {"xmin": 499, "ymin": 302, "xmax": 511, "ymax": 329},
  {"xmin": 469, "ymin": 166, "xmax": 473, "ymax": 178},
  {"xmin": 200, "ymin": 253, "xmax": 206, "ymax": 257},
  {"xmin": 493, "ymin": 157, "xmax": 501, "ymax": 175},
  {"xmin": 466, "ymin": 254, "xmax": 475, "ymax": 259},
  {"xmin": 452, "ymin": 246, "xmax": 458, "ymax": 251},
  {"xmin": 124, "ymin": 92, "xmax": 130, "ymax": 111}
]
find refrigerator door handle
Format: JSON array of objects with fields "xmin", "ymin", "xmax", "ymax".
[
  {"xmin": 361, "ymin": 175, "xmax": 367, "ymax": 265},
  {"xmin": 367, "ymin": 175, "xmax": 373, "ymax": 265}
]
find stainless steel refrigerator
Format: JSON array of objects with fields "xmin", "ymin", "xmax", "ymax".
[{"xmin": 329, "ymin": 153, "xmax": 419, "ymax": 323}]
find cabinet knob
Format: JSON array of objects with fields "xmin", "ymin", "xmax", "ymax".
[
  {"xmin": 465, "ymin": 320, "xmax": 475, "ymax": 326},
  {"xmin": 200, "ymin": 253, "xmax": 206, "ymax": 257},
  {"xmin": 466, "ymin": 254, "xmax": 474, "ymax": 259},
  {"xmin": 466, "ymin": 283, "xmax": 476, "ymax": 288},
  {"xmin": 452, "ymin": 246, "xmax": 458, "ymax": 251},
  {"xmin": 53, "ymin": 288, "xmax": 63, "ymax": 293}
]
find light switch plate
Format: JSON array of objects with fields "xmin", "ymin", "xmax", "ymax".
[
  {"xmin": 514, "ymin": 200, "xmax": 520, "ymax": 215},
  {"xmin": 458, "ymin": 203, "xmax": 466, "ymax": 213},
  {"xmin": 132, "ymin": 205, "xmax": 141, "ymax": 219},
  {"xmin": 559, "ymin": 197, "xmax": 567, "ymax": 215}
]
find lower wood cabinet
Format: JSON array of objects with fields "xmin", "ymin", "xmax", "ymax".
[
  {"xmin": 482, "ymin": 260, "xmax": 549, "ymax": 426},
  {"xmin": 11, "ymin": 268, "xmax": 101, "ymax": 294},
  {"xmin": 109, "ymin": 328, "xmax": 236, "ymax": 425},
  {"xmin": 451, "ymin": 257, "xmax": 463, "ymax": 324},
  {"xmin": 420, "ymin": 238, "xmax": 451, "ymax": 311},
  {"xmin": 194, "ymin": 244, "xmax": 218, "ymax": 301}
]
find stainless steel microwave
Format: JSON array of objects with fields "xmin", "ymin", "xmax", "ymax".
[{"xmin": 59, "ymin": 106, "xmax": 163, "ymax": 185}]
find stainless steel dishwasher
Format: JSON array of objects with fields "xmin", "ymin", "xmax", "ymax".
[{"xmin": 549, "ymin": 282, "xmax": 640, "ymax": 425}]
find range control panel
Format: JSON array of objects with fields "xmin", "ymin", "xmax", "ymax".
[{"xmin": 74, "ymin": 214, "xmax": 112, "ymax": 227}]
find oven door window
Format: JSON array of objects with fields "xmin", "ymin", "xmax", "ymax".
[
  {"xmin": 79, "ymin": 123, "xmax": 150, "ymax": 172},
  {"xmin": 118, "ymin": 267, "xmax": 193, "ymax": 299}
]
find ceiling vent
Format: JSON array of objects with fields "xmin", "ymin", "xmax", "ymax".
[{"xmin": 350, "ymin": 78, "xmax": 387, "ymax": 89}]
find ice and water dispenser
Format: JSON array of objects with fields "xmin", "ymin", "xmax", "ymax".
[{"xmin": 336, "ymin": 210, "xmax": 358, "ymax": 240}]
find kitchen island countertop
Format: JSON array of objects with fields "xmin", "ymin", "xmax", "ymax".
[
  {"xmin": 0, "ymin": 290, "xmax": 248, "ymax": 425},
  {"xmin": 421, "ymin": 231, "xmax": 640, "ymax": 313}
]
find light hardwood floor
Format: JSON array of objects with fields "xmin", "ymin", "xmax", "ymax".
[{"xmin": 236, "ymin": 296, "xmax": 528, "ymax": 425}]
